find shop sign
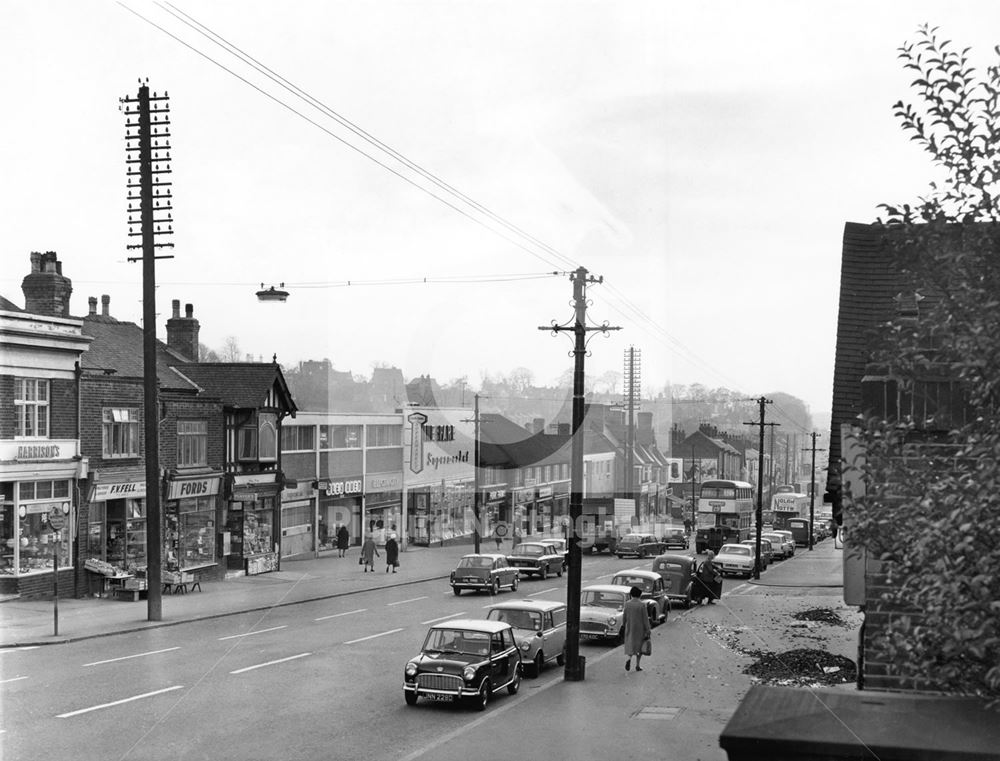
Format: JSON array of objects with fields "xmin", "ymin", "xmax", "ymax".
[
  {"xmin": 1, "ymin": 440, "xmax": 80, "ymax": 461},
  {"xmin": 485, "ymin": 489, "xmax": 506, "ymax": 502},
  {"xmin": 281, "ymin": 483, "xmax": 315, "ymax": 502},
  {"xmin": 167, "ymin": 477, "xmax": 221, "ymax": 501},
  {"xmin": 232, "ymin": 473, "xmax": 277, "ymax": 487},
  {"xmin": 91, "ymin": 481, "xmax": 146, "ymax": 501},
  {"xmin": 365, "ymin": 473, "xmax": 401, "ymax": 491},
  {"xmin": 513, "ymin": 488, "xmax": 534, "ymax": 504},
  {"xmin": 538, "ymin": 486, "xmax": 553, "ymax": 499},
  {"xmin": 324, "ymin": 478, "xmax": 363, "ymax": 497}
]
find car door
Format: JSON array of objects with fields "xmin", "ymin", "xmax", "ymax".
[
  {"xmin": 548, "ymin": 606, "xmax": 568, "ymax": 656},
  {"xmin": 490, "ymin": 630, "xmax": 512, "ymax": 684},
  {"xmin": 496, "ymin": 556, "xmax": 514, "ymax": 586}
]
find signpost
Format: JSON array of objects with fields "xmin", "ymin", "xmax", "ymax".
[{"xmin": 48, "ymin": 506, "xmax": 65, "ymax": 636}]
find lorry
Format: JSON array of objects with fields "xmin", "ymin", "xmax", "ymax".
[{"xmin": 577, "ymin": 498, "xmax": 618, "ymax": 554}]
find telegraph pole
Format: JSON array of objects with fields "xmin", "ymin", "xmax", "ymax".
[
  {"xmin": 540, "ymin": 267, "xmax": 620, "ymax": 682},
  {"xmin": 803, "ymin": 432, "xmax": 826, "ymax": 550},
  {"xmin": 623, "ymin": 346, "xmax": 641, "ymax": 521},
  {"xmin": 462, "ymin": 394, "xmax": 483, "ymax": 553},
  {"xmin": 744, "ymin": 398, "xmax": 775, "ymax": 580},
  {"xmin": 123, "ymin": 80, "xmax": 174, "ymax": 621}
]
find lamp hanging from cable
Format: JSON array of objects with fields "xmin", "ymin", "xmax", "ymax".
[{"xmin": 256, "ymin": 282, "xmax": 289, "ymax": 302}]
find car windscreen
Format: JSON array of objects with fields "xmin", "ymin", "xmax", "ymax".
[
  {"xmin": 423, "ymin": 628, "xmax": 491, "ymax": 656},
  {"xmin": 487, "ymin": 608, "xmax": 542, "ymax": 631},
  {"xmin": 722, "ymin": 545, "xmax": 751, "ymax": 556},
  {"xmin": 612, "ymin": 576, "xmax": 653, "ymax": 592},
  {"xmin": 581, "ymin": 591, "xmax": 625, "ymax": 609},
  {"xmin": 458, "ymin": 557, "xmax": 493, "ymax": 568},
  {"xmin": 512, "ymin": 544, "xmax": 544, "ymax": 556},
  {"xmin": 656, "ymin": 561, "xmax": 685, "ymax": 573}
]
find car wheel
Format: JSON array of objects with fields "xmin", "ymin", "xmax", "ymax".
[
  {"xmin": 508, "ymin": 664, "xmax": 521, "ymax": 695},
  {"xmin": 490, "ymin": 578, "xmax": 500, "ymax": 595},
  {"xmin": 684, "ymin": 590, "xmax": 692, "ymax": 609},
  {"xmin": 616, "ymin": 554, "xmax": 624, "ymax": 559},
  {"xmin": 556, "ymin": 649, "xmax": 565, "ymax": 666},
  {"xmin": 556, "ymin": 564, "xmax": 563, "ymax": 578},
  {"xmin": 404, "ymin": 691, "xmax": 418, "ymax": 706},
  {"xmin": 473, "ymin": 679, "xmax": 490, "ymax": 711},
  {"xmin": 540, "ymin": 565, "xmax": 547, "ymax": 581},
  {"xmin": 615, "ymin": 627, "xmax": 624, "ymax": 646},
  {"xmin": 511, "ymin": 575, "xmax": 519, "ymax": 592},
  {"xmin": 648, "ymin": 607, "xmax": 658, "ymax": 628},
  {"xmin": 532, "ymin": 650, "xmax": 544, "ymax": 678},
  {"xmin": 452, "ymin": 587, "xmax": 462, "ymax": 596}
]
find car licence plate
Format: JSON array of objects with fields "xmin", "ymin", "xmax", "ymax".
[{"xmin": 426, "ymin": 693, "xmax": 455, "ymax": 701}]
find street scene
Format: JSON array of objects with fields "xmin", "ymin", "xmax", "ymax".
[{"xmin": 4, "ymin": 2, "xmax": 1000, "ymax": 760}]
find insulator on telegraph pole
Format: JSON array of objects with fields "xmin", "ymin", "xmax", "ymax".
[
  {"xmin": 539, "ymin": 266, "xmax": 621, "ymax": 682},
  {"xmin": 121, "ymin": 80, "xmax": 176, "ymax": 622}
]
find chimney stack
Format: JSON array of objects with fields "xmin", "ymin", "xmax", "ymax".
[
  {"xmin": 166, "ymin": 300, "xmax": 200, "ymax": 362},
  {"xmin": 22, "ymin": 252, "xmax": 72, "ymax": 317},
  {"xmin": 101, "ymin": 295, "xmax": 110, "ymax": 316},
  {"xmin": 88, "ymin": 297, "xmax": 97, "ymax": 316}
]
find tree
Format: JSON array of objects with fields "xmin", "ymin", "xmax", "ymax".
[
  {"xmin": 849, "ymin": 25, "xmax": 1000, "ymax": 701},
  {"xmin": 217, "ymin": 336, "xmax": 243, "ymax": 363}
]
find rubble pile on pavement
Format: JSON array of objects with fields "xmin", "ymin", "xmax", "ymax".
[
  {"xmin": 792, "ymin": 607, "xmax": 851, "ymax": 627},
  {"xmin": 743, "ymin": 648, "xmax": 857, "ymax": 687}
]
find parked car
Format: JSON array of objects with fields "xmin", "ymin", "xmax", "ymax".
[
  {"xmin": 770, "ymin": 529, "xmax": 795, "ymax": 556},
  {"xmin": 651, "ymin": 553, "xmax": 697, "ymax": 608},
  {"xmin": 741, "ymin": 538, "xmax": 773, "ymax": 569},
  {"xmin": 543, "ymin": 537, "xmax": 569, "ymax": 568},
  {"xmin": 787, "ymin": 518, "xmax": 813, "ymax": 547},
  {"xmin": 506, "ymin": 541, "xmax": 564, "ymax": 579},
  {"xmin": 762, "ymin": 531, "xmax": 794, "ymax": 560},
  {"xmin": 661, "ymin": 526, "xmax": 689, "ymax": 550},
  {"xmin": 578, "ymin": 584, "xmax": 633, "ymax": 642},
  {"xmin": 615, "ymin": 533, "xmax": 667, "ymax": 559},
  {"xmin": 450, "ymin": 554, "xmax": 520, "ymax": 595},
  {"xmin": 715, "ymin": 543, "xmax": 756, "ymax": 578},
  {"xmin": 403, "ymin": 619, "xmax": 522, "ymax": 710},
  {"xmin": 610, "ymin": 569, "xmax": 669, "ymax": 625},
  {"xmin": 486, "ymin": 599, "xmax": 567, "ymax": 677}
]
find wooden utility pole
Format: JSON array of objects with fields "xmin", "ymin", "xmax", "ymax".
[
  {"xmin": 744, "ymin": 399, "xmax": 775, "ymax": 580},
  {"xmin": 540, "ymin": 267, "xmax": 619, "ymax": 682},
  {"xmin": 123, "ymin": 80, "xmax": 174, "ymax": 621},
  {"xmin": 803, "ymin": 432, "xmax": 826, "ymax": 550},
  {"xmin": 623, "ymin": 346, "xmax": 641, "ymax": 521}
]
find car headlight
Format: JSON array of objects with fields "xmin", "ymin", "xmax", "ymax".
[
  {"xmin": 520, "ymin": 641, "xmax": 531, "ymax": 652},
  {"xmin": 463, "ymin": 666, "xmax": 477, "ymax": 681},
  {"xmin": 405, "ymin": 662, "xmax": 418, "ymax": 677},
  {"xmin": 607, "ymin": 616, "xmax": 617, "ymax": 627}
]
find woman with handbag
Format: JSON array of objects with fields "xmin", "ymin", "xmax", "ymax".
[
  {"xmin": 385, "ymin": 533, "xmax": 399, "ymax": 573},
  {"xmin": 623, "ymin": 586, "xmax": 652, "ymax": 672}
]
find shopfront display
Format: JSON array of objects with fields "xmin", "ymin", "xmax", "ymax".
[
  {"xmin": 84, "ymin": 478, "xmax": 147, "ymax": 575},
  {"xmin": 2, "ymin": 479, "xmax": 73, "ymax": 576},
  {"xmin": 164, "ymin": 475, "xmax": 221, "ymax": 572},
  {"xmin": 317, "ymin": 477, "xmax": 362, "ymax": 551},
  {"xmin": 227, "ymin": 473, "xmax": 280, "ymax": 574}
]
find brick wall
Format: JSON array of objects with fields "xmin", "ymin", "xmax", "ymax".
[
  {"xmin": 0, "ymin": 375, "xmax": 78, "ymax": 439},
  {"xmin": 0, "ymin": 375, "xmax": 13, "ymax": 438},
  {"xmin": 863, "ymin": 563, "xmax": 931, "ymax": 692}
]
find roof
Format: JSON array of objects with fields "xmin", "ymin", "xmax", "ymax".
[
  {"xmin": 428, "ymin": 618, "xmax": 511, "ymax": 633},
  {"xmin": 581, "ymin": 584, "xmax": 634, "ymax": 594},
  {"xmin": 81, "ymin": 316, "xmax": 198, "ymax": 391},
  {"xmin": 179, "ymin": 362, "xmax": 297, "ymax": 414},
  {"xmin": 486, "ymin": 599, "xmax": 566, "ymax": 612},
  {"xmin": 0, "ymin": 295, "xmax": 22, "ymax": 312},
  {"xmin": 610, "ymin": 569, "xmax": 661, "ymax": 580},
  {"xmin": 460, "ymin": 553, "xmax": 507, "ymax": 560}
]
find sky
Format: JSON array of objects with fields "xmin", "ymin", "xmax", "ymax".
[{"xmin": 3, "ymin": 0, "xmax": 999, "ymax": 435}]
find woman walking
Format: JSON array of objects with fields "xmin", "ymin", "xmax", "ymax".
[
  {"xmin": 336, "ymin": 524, "xmax": 350, "ymax": 558},
  {"xmin": 623, "ymin": 586, "xmax": 652, "ymax": 672},
  {"xmin": 385, "ymin": 533, "xmax": 399, "ymax": 573},
  {"xmin": 361, "ymin": 534, "xmax": 379, "ymax": 572}
]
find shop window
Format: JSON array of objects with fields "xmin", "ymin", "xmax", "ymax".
[
  {"xmin": 15, "ymin": 378, "xmax": 49, "ymax": 438},
  {"xmin": 331, "ymin": 425, "xmax": 362, "ymax": 449},
  {"xmin": 259, "ymin": 416, "xmax": 277, "ymax": 461},
  {"xmin": 178, "ymin": 420, "xmax": 208, "ymax": 467},
  {"xmin": 103, "ymin": 408, "xmax": 140, "ymax": 458},
  {"xmin": 366, "ymin": 424, "xmax": 402, "ymax": 447},
  {"xmin": 167, "ymin": 497, "xmax": 216, "ymax": 570},
  {"xmin": 281, "ymin": 425, "xmax": 315, "ymax": 451},
  {"xmin": 238, "ymin": 426, "xmax": 257, "ymax": 460},
  {"xmin": 13, "ymin": 482, "xmax": 72, "ymax": 575},
  {"xmin": 543, "ymin": 466, "xmax": 551, "ymax": 483}
]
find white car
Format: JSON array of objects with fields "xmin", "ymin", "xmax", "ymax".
[
  {"xmin": 578, "ymin": 584, "xmax": 632, "ymax": 643},
  {"xmin": 486, "ymin": 599, "xmax": 567, "ymax": 677},
  {"xmin": 770, "ymin": 530, "xmax": 796, "ymax": 556},
  {"xmin": 762, "ymin": 531, "xmax": 794, "ymax": 559},
  {"xmin": 715, "ymin": 543, "xmax": 756, "ymax": 578}
]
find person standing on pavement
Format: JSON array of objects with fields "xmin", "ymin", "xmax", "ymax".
[
  {"xmin": 361, "ymin": 534, "xmax": 379, "ymax": 572},
  {"xmin": 336, "ymin": 524, "xmax": 350, "ymax": 558},
  {"xmin": 623, "ymin": 585, "xmax": 652, "ymax": 672},
  {"xmin": 385, "ymin": 533, "xmax": 399, "ymax": 573},
  {"xmin": 696, "ymin": 550, "xmax": 722, "ymax": 604}
]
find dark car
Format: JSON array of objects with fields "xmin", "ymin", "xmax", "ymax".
[
  {"xmin": 616, "ymin": 533, "xmax": 667, "ymax": 559},
  {"xmin": 450, "ymin": 553, "xmax": 520, "ymax": 595},
  {"xmin": 403, "ymin": 619, "xmax": 522, "ymax": 710},
  {"xmin": 505, "ymin": 542, "xmax": 564, "ymax": 579},
  {"xmin": 661, "ymin": 526, "xmax": 689, "ymax": 550},
  {"xmin": 651, "ymin": 553, "xmax": 697, "ymax": 608},
  {"xmin": 610, "ymin": 569, "xmax": 669, "ymax": 625}
]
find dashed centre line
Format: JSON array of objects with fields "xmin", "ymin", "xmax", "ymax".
[
  {"xmin": 315, "ymin": 608, "xmax": 367, "ymax": 621},
  {"xmin": 345, "ymin": 628, "xmax": 404, "ymax": 645},
  {"xmin": 230, "ymin": 653, "xmax": 312, "ymax": 675},
  {"xmin": 528, "ymin": 587, "xmax": 558, "ymax": 597},
  {"xmin": 218, "ymin": 625, "xmax": 287, "ymax": 641},
  {"xmin": 0, "ymin": 676, "xmax": 28, "ymax": 684},
  {"xmin": 387, "ymin": 596, "xmax": 428, "ymax": 607},
  {"xmin": 57, "ymin": 686, "xmax": 183, "ymax": 718},
  {"xmin": 83, "ymin": 647, "xmax": 180, "ymax": 667},
  {"xmin": 421, "ymin": 612, "xmax": 467, "ymax": 625}
]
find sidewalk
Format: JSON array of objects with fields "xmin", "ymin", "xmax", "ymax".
[{"xmin": 0, "ymin": 544, "xmax": 466, "ymax": 647}]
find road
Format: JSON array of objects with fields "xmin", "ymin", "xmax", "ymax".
[{"xmin": 0, "ymin": 547, "xmax": 847, "ymax": 761}]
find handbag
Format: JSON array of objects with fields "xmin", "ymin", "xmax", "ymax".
[
  {"xmin": 641, "ymin": 638, "xmax": 652, "ymax": 656},
  {"xmin": 358, "ymin": 556, "xmax": 363, "ymax": 565}
]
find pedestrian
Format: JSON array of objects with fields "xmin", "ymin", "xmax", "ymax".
[
  {"xmin": 623, "ymin": 586, "xmax": 652, "ymax": 672},
  {"xmin": 361, "ymin": 534, "xmax": 379, "ymax": 572},
  {"xmin": 336, "ymin": 524, "xmax": 350, "ymax": 558},
  {"xmin": 385, "ymin": 533, "xmax": 399, "ymax": 573},
  {"xmin": 512, "ymin": 525, "xmax": 522, "ymax": 549},
  {"xmin": 695, "ymin": 550, "xmax": 722, "ymax": 604}
]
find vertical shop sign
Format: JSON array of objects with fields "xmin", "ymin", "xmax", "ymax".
[{"xmin": 407, "ymin": 412, "xmax": 427, "ymax": 474}]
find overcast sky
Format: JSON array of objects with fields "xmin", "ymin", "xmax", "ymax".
[{"xmin": 3, "ymin": 1, "xmax": 998, "ymax": 433}]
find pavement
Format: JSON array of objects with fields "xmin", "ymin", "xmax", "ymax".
[{"xmin": 1, "ymin": 538, "xmax": 855, "ymax": 761}]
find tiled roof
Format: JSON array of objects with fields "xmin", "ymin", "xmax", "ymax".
[
  {"xmin": 81, "ymin": 316, "xmax": 196, "ymax": 390},
  {"xmin": 180, "ymin": 362, "xmax": 297, "ymax": 413},
  {"xmin": 0, "ymin": 295, "xmax": 22, "ymax": 312}
]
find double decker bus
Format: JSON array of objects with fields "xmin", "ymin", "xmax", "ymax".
[{"xmin": 694, "ymin": 480, "xmax": 754, "ymax": 554}]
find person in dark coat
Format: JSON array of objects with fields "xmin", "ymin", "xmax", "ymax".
[
  {"xmin": 336, "ymin": 525, "xmax": 350, "ymax": 558},
  {"xmin": 385, "ymin": 533, "xmax": 399, "ymax": 573},
  {"xmin": 695, "ymin": 550, "xmax": 722, "ymax": 604},
  {"xmin": 623, "ymin": 586, "xmax": 652, "ymax": 672}
]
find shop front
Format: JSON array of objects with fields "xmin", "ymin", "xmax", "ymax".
[
  {"xmin": 511, "ymin": 486, "xmax": 534, "ymax": 539},
  {"xmin": 317, "ymin": 477, "xmax": 362, "ymax": 551},
  {"xmin": 225, "ymin": 472, "xmax": 280, "ymax": 575},
  {"xmin": 164, "ymin": 473, "xmax": 222, "ymax": 580},
  {"xmin": 84, "ymin": 474, "xmax": 147, "ymax": 578},
  {"xmin": 280, "ymin": 480, "xmax": 316, "ymax": 559},
  {"xmin": 482, "ymin": 487, "xmax": 508, "ymax": 541},
  {"xmin": 0, "ymin": 440, "xmax": 83, "ymax": 597},
  {"xmin": 365, "ymin": 471, "xmax": 402, "ymax": 545}
]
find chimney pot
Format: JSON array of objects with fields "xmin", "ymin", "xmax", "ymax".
[
  {"xmin": 185, "ymin": 303, "xmax": 193, "ymax": 318},
  {"xmin": 172, "ymin": 299, "xmax": 180, "ymax": 318},
  {"xmin": 88, "ymin": 297, "xmax": 97, "ymax": 316},
  {"xmin": 101, "ymin": 295, "xmax": 110, "ymax": 316},
  {"xmin": 29, "ymin": 252, "xmax": 41, "ymax": 273}
]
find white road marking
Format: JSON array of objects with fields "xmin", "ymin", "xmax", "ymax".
[
  {"xmin": 83, "ymin": 647, "xmax": 180, "ymax": 667},
  {"xmin": 0, "ymin": 676, "xmax": 28, "ymax": 684},
  {"xmin": 387, "ymin": 595, "xmax": 428, "ymax": 607},
  {"xmin": 421, "ymin": 613, "xmax": 467, "ymax": 625},
  {"xmin": 57, "ymin": 686, "xmax": 183, "ymax": 718},
  {"xmin": 344, "ymin": 628, "xmax": 404, "ymax": 645},
  {"xmin": 728, "ymin": 582, "xmax": 750, "ymax": 595},
  {"xmin": 218, "ymin": 625, "xmax": 287, "ymax": 641},
  {"xmin": 230, "ymin": 653, "xmax": 311, "ymax": 674},
  {"xmin": 528, "ymin": 587, "xmax": 558, "ymax": 597},
  {"xmin": 595, "ymin": 572, "xmax": 615, "ymax": 579},
  {"xmin": 0, "ymin": 647, "xmax": 39, "ymax": 654},
  {"xmin": 315, "ymin": 608, "xmax": 367, "ymax": 621}
]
